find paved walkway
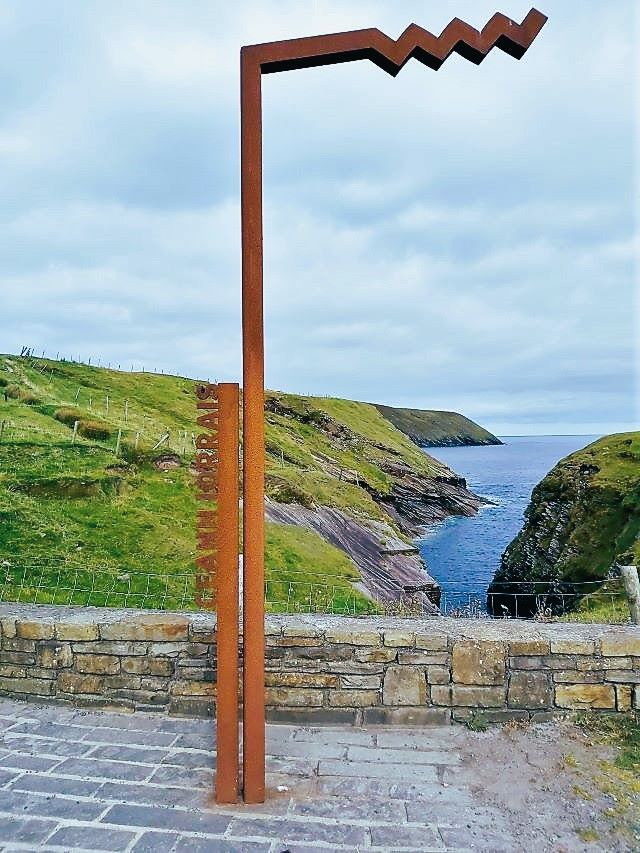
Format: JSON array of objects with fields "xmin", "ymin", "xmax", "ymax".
[{"xmin": 0, "ymin": 698, "xmax": 514, "ymax": 852}]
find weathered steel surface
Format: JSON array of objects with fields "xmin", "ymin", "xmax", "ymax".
[
  {"xmin": 195, "ymin": 383, "xmax": 219, "ymax": 608},
  {"xmin": 240, "ymin": 9, "xmax": 547, "ymax": 802},
  {"xmin": 215, "ymin": 384, "xmax": 240, "ymax": 803},
  {"xmin": 245, "ymin": 8, "xmax": 547, "ymax": 75},
  {"xmin": 241, "ymin": 48, "xmax": 266, "ymax": 806},
  {"xmin": 195, "ymin": 382, "xmax": 240, "ymax": 803}
]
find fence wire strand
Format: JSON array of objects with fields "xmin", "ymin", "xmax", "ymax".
[{"xmin": 0, "ymin": 561, "xmax": 631, "ymax": 623}]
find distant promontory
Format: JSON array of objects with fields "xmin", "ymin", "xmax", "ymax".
[{"xmin": 374, "ymin": 404, "xmax": 502, "ymax": 448}]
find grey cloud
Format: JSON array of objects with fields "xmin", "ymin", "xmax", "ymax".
[{"xmin": 0, "ymin": 0, "xmax": 637, "ymax": 434}]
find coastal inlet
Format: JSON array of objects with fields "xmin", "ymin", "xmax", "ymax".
[{"xmin": 417, "ymin": 435, "xmax": 598, "ymax": 613}]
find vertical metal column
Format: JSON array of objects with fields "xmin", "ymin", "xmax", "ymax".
[
  {"xmin": 240, "ymin": 48, "xmax": 266, "ymax": 804},
  {"xmin": 237, "ymin": 9, "xmax": 547, "ymax": 805},
  {"xmin": 215, "ymin": 383, "xmax": 240, "ymax": 804}
]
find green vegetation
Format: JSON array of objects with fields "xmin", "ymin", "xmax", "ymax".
[
  {"xmin": 464, "ymin": 714, "xmax": 489, "ymax": 732},
  {"xmin": 374, "ymin": 404, "xmax": 501, "ymax": 448},
  {"xmin": 265, "ymin": 524, "xmax": 377, "ymax": 615},
  {"xmin": 560, "ymin": 579, "xmax": 630, "ymax": 624},
  {"xmin": 543, "ymin": 433, "xmax": 640, "ymax": 577},
  {"xmin": 494, "ymin": 433, "xmax": 640, "ymax": 617},
  {"xmin": 0, "ymin": 354, "xmax": 457, "ymax": 613},
  {"xmin": 267, "ymin": 392, "xmax": 448, "ymax": 485},
  {"xmin": 576, "ymin": 713, "xmax": 640, "ymax": 776},
  {"xmin": 263, "ymin": 391, "xmax": 453, "ymax": 525},
  {"xmin": 574, "ymin": 713, "xmax": 640, "ymax": 843}
]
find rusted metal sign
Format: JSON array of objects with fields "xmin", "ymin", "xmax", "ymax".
[
  {"xmin": 195, "ymin": 383, "xmax": 219, "ymax": 609},
  {"xmin": 239, "ymin": 8, "xmax": 546, "ymax": 804},
  {"xmin": 195, "ymin": 382, "xmax": 240, "ymax": 803}
]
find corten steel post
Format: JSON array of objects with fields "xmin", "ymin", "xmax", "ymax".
[
  {"xmin": 194, "ymin": 382, "xmax": 240, "ymax": 803},
  {"xmin": 215, "ymin": 383, "xmax": 240, "ymax": 803},
  {"xmin": 240, "ymin": 8, "xmax": 547, "ymax": 803}
]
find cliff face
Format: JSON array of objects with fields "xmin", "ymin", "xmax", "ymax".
[
  {"xmin": 489, "ymin": 433, "xmax": 640, "ymax": 616},
  {"xmin": 265, "ymin": 392, "xmax": 484, "ymax": 609},
  {"xmin": 374, "ymin": 404, "xmax": 502, "ymax": 448}
]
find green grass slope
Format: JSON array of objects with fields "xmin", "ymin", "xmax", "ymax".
[
  {"xmin": 0, "ymin": 354, "xmax": 459, "ymax": 613},
  {"xmin": 265, "ymin": 391, "xmax": 450, "ymax": 519},
  {"xmin": 374, "ymin": 404, "xmax": 501, "ymax": 447}
]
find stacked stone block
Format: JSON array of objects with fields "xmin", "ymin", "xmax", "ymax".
[
  {"xmin": 0, "ymin": 612, "xmax": 217, "ymax": 717},
  {"xmin": 264, "ymin": 621, "xmax": 639, "ymax": 724},
  {"xmin": 0, "ymin": 604, "xmax": 638, "ymax": 721}
]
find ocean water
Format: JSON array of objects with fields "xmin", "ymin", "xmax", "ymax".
[{"xmin": 417, "ymin": 435, "xmax": 599, "ymax": 611}]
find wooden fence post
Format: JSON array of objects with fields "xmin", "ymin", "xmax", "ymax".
[{"xmin": 620, "ymin": 565, "xmax": 640, "ymax": 625}]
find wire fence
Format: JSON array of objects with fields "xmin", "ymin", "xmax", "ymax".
[
  {"xmin": 0, "ymin": 561, "xmax": 631, "ymax": 623},
  {"xmin": 0, "ymin": 563, "xmax": 195, "ymax": 612},
  {"xmin": 0, "ymin": 420, "xmax": 195, "ymax": 461},
  {"xmin": 1, "ymin": 354, "xmax": 197, "ymax": 459},
  {"xmin": 441, "ymin": 579, "xmax": 630, "ymax": 622}
]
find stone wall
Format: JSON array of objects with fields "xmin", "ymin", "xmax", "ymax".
[{"xmin": 0, "ymin": 604, "xmax": 638, "ymax": 722}]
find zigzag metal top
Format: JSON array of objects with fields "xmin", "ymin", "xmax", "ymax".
[{"xmin": 243, "ymin": 8, "xmax": 547, "ymax": 75}]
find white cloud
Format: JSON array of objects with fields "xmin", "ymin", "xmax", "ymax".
[{"xmin": 0, "ymin": 0, "xmax": 636, "ymax": 434}]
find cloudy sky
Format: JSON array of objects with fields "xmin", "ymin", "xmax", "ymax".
[{"xmin": 1, "ymin": 1, "xmax": 637, "ymax": 435}]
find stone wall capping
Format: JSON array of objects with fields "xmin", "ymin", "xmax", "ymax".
[
  {"xmin": 324, "ymin": 628, "xmax": 381, "ymax": 646},
  {"xmin": 508, "ymin": 639, "xmax": 550, "ymax": 656},
  {"xmin": 16, "ymin": 621, "xmax": 55, "ymax": 641},
  {"xmin": 382, "ymin": 630, "xmax": 416, "ymax": 648},
  {"xmin": 601, "ymin": 633, "xmax": 640, "ymax": 657},
  {"xmin": 281, "ymin": 622, "xmax": 324, "ymax": 640},
  {"xmin": 0, "ymin": 603, "xmax": 637, "ymax": 722},
  {"xmin": 55, "ymin": 624, "xmax": 100, "ymax": 642},
  {"xmin": 549, "ymin": 639, "xmax": 596, "ymax": 655},
  {"xmin": 0, "ymin": 618, "xmax": 17, "ymax": 638},
  {"xmin": 99, "ymin": 614, "xmax": 190, "ymax": 642}
]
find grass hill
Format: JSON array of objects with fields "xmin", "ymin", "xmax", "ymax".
[
  {"xmin": 489, "ymin": 432, "xmax": 640, "ymax": 618},
  {"xmin": 373, "ymin": 405, "xmax": 501, "ymax": 448},
  {"xmin": 0, "ymin": 353, "xmax": 482, "ymax": 614}
]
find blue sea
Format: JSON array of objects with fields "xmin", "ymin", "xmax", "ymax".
[{"xmin": 417, "ymin": 435, "xmax": 599, "ymax": 611}]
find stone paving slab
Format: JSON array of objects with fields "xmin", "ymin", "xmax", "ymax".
[{"xmin": 0, "ymin": 697, "xmax": 512, "ymax": 852}]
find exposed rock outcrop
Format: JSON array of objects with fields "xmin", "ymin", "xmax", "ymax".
[
  {"xmin": 264, "ymin": 392, "xmax": 486, "ymax": 611},
  {"xmin": 488, "ymin": 432, "xmax": 640, "ymax": 617},
  {"xmin": 378, "ymin": 466, "xmax": 482, "ymax": 533},
  {"xmin": 266, "ymin": 500, "xmax": 441, "ymax": 613}
]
